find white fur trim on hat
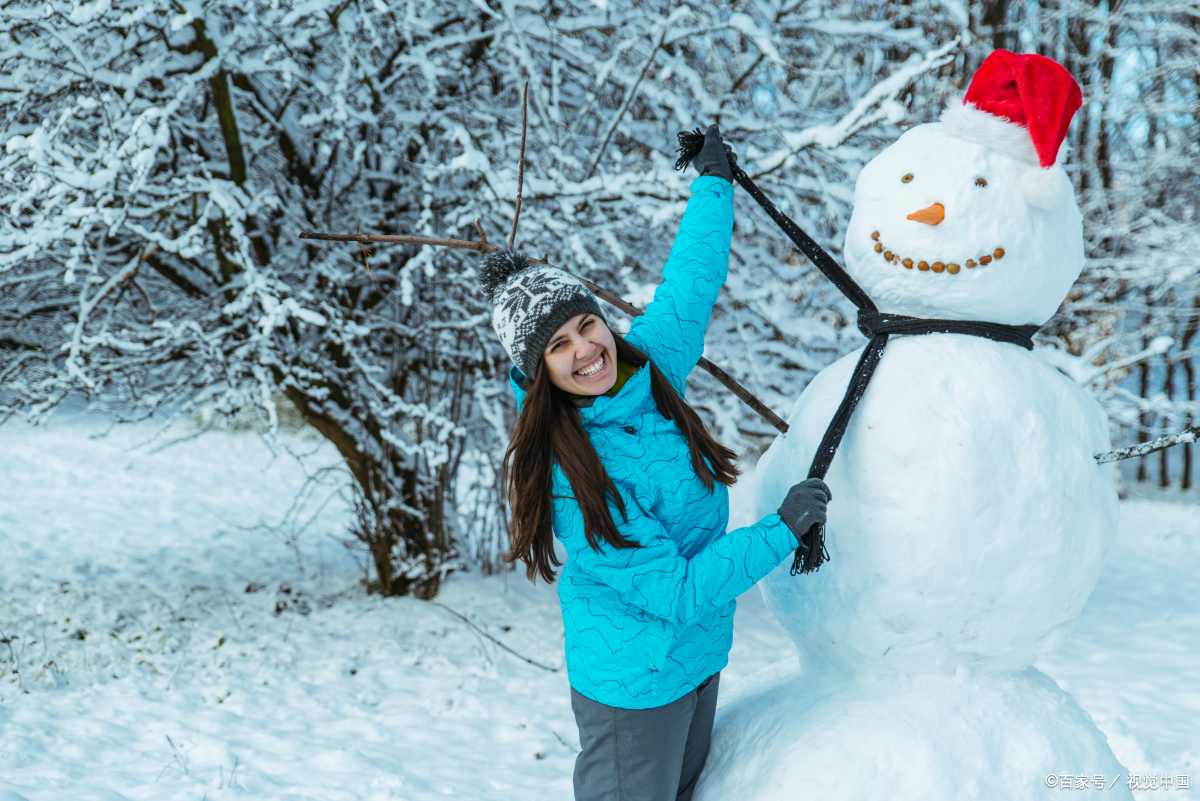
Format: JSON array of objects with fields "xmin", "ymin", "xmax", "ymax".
[
  {"xmin": 941, "ymin": 101, "xmax": 1043, "ymax": 167},
  {"xmin": 942, "ymin": 100, "xmax": 1072, "ymax": 209},
  {"xmin": 1019, "ymin": 164, "xmax": 1073, "ymax": 209}
]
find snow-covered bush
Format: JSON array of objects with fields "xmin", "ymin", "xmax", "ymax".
[{"xmin": 2, "ymin": 0, "xmax": 971, "ymax": 592}]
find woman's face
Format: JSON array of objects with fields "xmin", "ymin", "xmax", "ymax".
[{"xmin": 542, "ymin": 313, "xmax": 617, "ymax": 395}]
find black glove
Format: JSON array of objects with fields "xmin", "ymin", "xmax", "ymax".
[
  {"xmin": 776, "ymin": 478, "xmax": 831, "ymax": 545},
  {"xmin": 691, "ymin": 123, "xmax": 736, "ymax": 183}
]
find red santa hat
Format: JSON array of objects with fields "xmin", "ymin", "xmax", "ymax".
[{"xmin": 941, "ymin": 50, "xmax": 1082, "ymax": 209}]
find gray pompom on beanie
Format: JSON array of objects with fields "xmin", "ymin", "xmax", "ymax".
[{"xmin": 479, "ymin": 249, "xmax": 604, "ymax": 381}]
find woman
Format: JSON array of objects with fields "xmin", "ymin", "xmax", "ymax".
[{"xmin": 479, "ymin": 125, "xmax": 830, "ymax": 801}]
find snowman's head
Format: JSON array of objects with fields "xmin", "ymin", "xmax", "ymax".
[{"xmin": 845, "ymin": 51, "xmax": 1084, "ymax": 326}]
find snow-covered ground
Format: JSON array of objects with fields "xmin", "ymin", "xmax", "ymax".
[{"xmin": 0, "ymin": 417, "xmax": 1195, "ymax": 800}]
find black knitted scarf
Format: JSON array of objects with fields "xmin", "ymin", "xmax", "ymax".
[{"xmin": 675, "ymin": 130, "xmax": 1039, "ymax": 575}]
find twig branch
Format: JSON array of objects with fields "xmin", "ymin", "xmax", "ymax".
[
  {"xmin": 1095, "ymin": 427, "xmax": 1198, "ymax": 464},
  {"xmin": 729, "ymin": 52, "xmax": 765, "ymax": 95},
  {"xmin": 508, "ymin": 80, "xmax": 529, "ymax": 249},
  {"xmin": 129, "ymin": 277, "xmax": 157, "ymax": 322},
  {"xmin": 429, "ymin": 601, "xmax": 560, "ymax": 672},
  {"xmin": 165, "ymin": 735, "xmax": 189, "ymax": 776},
  {"xmin": 65, "ymin": 243, "xmax": 163, "ymax": 383},
  {"xmin": 165, "ymin": 625, "xmax": 193, "ymax": 691},
  {"xmin": 745, "ymin": 38, "xmax": 960, "ymax": 180},
  {"xmin": 585, "ymin": 28, "xmax": 667, "ymax": 181},
  {"xmin": 697, "ymin": 357, "xmax": 789, "ymax": 433},
  {"xmin": 354, "ymin": 223, "xmax": 374, "ymax": 280},
  {"xmin": 299, "ymin": 231, "xmax": 547, "ymax": 264},
  {"xmin": 1078, "ymin": 339, "xmax": 1173, "ymax": 386},
  {"xmin": 216, "ymin": 576, "xmax": 242, "ymax": 633},
  {"xmin": 475, "ymin": 218, "xmax": 488, "ymax": 246}
]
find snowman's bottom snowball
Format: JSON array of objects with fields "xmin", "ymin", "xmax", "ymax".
[{"xmin": 693, "ymin": 661, "xmax": 1130, "ymax": 801}]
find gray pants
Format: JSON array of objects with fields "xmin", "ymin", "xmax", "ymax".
[{"xmin": 570, "ymin": 673, "xmax": 720, "ymax": 801}]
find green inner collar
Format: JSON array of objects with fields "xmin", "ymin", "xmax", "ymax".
[{"xmin": 569, "ymin": 358, "xmax": 639, "ymax": 401}]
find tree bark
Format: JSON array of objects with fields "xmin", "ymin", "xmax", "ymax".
[
  {"xmin": 1138, "ymin": 334, "xmax": 1151, "ymax": 482},
  {"xmin": 185, "ymin": 10, "xmax": 449, "ymax": 598},
  {"xmin": 1180, "ymin": 306, "xmax": 1198, "ymax": 489},
  {"xmin": 1162, "ymin": 349, "xmax": 1175, "ymax": 487}
]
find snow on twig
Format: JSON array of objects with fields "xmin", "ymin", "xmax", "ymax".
[
  {"xmin": 756, "ymin": 37, "xmax": 962, "ymax": 175},
  {"xmin": 1040, "ymin": 336, "xmax": 1175, "ymax": 388},
  {"xmin": 726, "ymin": 13, "xmax": 786, "ymax": 65},
  {"xmin": 585, "ymin": 17, "xmax": 676, "ymax": 180},
  {"xmin": 1095, "ymin": 428, "xmax": 1198, "ymax": 465}
]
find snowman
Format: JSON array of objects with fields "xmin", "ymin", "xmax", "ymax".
[{"xmin": 693, "ymin": 52, "xmax": 1131, "ymax": 800}]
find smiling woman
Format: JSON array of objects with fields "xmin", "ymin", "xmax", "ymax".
[
  {"xmin": 476, "ymin": 124, "xmax": 832, "ymax": 801},
  {"xmin": 543, "ymin": 314, "xmax": 619, "ymax": 396}
]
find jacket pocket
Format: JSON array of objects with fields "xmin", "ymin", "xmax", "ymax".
[{"xmin": 623, "ymin": 608, "xmax": 676, "ymax": 674}]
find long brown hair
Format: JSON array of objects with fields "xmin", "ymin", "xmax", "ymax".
[{"xmin": 503, "ymin": 333, "xmax": 739, "ymax": 583}]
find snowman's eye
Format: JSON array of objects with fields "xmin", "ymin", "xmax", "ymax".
[
  {"xmin": 975, "ymin": 177, "xmax": 988, "ymax": 187},
  {"xmin": 901, "ymin": 174, "xmax": 914, "ymax": 184}
]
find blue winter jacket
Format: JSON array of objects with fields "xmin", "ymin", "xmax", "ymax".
[{"xmin": 509, "ymin": 176, "xmax": 799, "ymax": 710}]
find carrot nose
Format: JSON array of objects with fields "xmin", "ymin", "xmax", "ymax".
[{"xmin": 907, "ymin": 203, "xmax": 945, "ymax": 225}]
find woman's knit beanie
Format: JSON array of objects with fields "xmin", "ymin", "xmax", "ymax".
[{"xmin": 479, "ymin": 249, "xmax": 604, "ymax": 381}]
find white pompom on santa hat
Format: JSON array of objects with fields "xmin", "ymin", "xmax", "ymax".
[{"xmin": 941, "ymin": 50, "xmax": 1083, "ymax": 210}]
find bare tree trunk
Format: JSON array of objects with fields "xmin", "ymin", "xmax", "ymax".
[
  {"xmin": 1138, "ymin": 334, "xmax": 1151, "ymax": 483},
  {"xmin": 280, "ymin": 367, "xmax": 450, "ymax": 599},
  {"xmin": 1181, "ymin": 308, "xmax": 1198, "ymax": 490},
  {"xmin": 183, "ymin": 11, "xmax": 453, "ymax": 598},
  {"xmin": 1096, "ymin": 3, "xmax": 1120, "ymax": 192},
  {"xmin": 1066, "ymin": 0, "xmax": 1097, "ymax": 195},
  {"xmin": 1184, "ymin": 358, "xmax": 1196, "ymax": 490},
  {"xmin": 981, "ymin": 0, "xmax": 1010, "ymax": 51},
  {"xmin": 1161, "ymin": 349, "xmax": 1175, "ymax": 487}
]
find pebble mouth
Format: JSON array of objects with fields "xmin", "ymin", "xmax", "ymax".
[{"xmin": 870, "ymin": 230, "xmax": 1006, "ymax": 274}]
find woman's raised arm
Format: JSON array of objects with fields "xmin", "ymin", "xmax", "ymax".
[{"xmin": 626, "ymin": 172, "xmax": 734, "ymax": 397}]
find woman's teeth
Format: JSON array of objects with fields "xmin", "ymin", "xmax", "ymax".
[{"xmin": 576, "ymin": 354, "xmax": 605, "ymax": 377}]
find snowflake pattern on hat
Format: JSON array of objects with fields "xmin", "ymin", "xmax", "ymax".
[{"xmin": 481, "ymin": 249, "xmax": 603, "ymax": 381}]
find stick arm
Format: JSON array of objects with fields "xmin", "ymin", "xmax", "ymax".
[{"xmin": 1095, "ymin": 427, "xmax": 1198, "ymax": 464}]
